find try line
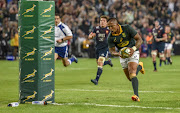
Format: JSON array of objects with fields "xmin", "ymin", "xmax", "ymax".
[{"xmin": 55, "ymin": 89, "xmax": 176, "ymax": 93}]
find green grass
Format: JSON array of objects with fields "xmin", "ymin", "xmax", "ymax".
[{"xmin": 0, "ymin": 56, "xmax": 180, "ymax": 113}]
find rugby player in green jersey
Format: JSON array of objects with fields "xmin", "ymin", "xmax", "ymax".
[
  {"xmin": 164, "ymin": 25, "xmax": 176, "ymax": 65},
  {"xmin": 107, "ymin": 18, "xmax": 145, "ymax": 102}
]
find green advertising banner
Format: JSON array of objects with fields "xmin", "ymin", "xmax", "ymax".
[{"xmin": 18, "ymin": 1, "xmax": 55, "ymax": 104}]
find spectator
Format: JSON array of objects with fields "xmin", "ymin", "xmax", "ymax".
[
  {"xmin": 146, "ymin": 32, "xmax": 153, "ymax": 57},
  {"xmin": 0, "ymin": 31, "xmax": 8, "ymax": 59}
]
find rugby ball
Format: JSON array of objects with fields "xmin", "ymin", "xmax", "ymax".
[{"xmin": 120, "ymin": 47, "xmax": 130, "ymax": 58}]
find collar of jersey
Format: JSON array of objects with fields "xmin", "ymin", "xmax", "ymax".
[
  {"xmin": 56, "ymin": 22, "xmax": 62, "ymax": 26},
  {"xmin": 112, "ymin": 24, "xmax": 123, "ymax": 36}
]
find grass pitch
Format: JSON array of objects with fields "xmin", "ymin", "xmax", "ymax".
[{"xmin": 0, "ymin": 56, "xmax": 180, "ymax": 113}]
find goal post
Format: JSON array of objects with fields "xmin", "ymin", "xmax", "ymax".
[{"xmin": 18, "ymin": 0, "xmax": 55, "ymax": 104}]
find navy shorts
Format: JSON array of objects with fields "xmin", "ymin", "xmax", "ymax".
[
  {"xmin": 55, "ymin": 46, "xmax": 68, "ymax": 58},
  {"xmin": 96, "ymin": 48, "xmax": 109, "ymax": 59},
  {"xmin": 152, "ymin": 42, "xmax": 165, "ymax": 53}
]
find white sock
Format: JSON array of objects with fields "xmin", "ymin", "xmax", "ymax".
[{"xmin": 67, "ymin": 59, "xmax": 72, "ymax": 65}]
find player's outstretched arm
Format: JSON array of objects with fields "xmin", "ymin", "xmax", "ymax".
[{"xmin": 109, "ymin": 47, "xmax": 121, "ymax": 56}]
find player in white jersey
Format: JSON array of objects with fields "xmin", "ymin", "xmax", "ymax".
[{"xmin": 55, "ymin": 13, "xmax": 78, "ymax": 67}]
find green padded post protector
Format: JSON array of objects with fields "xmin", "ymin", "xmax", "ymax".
[{"xmin": 18, "ymin": 0, "xmax": 55, "ymax": 104}]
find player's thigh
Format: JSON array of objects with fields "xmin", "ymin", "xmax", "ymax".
[
  {"xmin": 61, "ymin": 57, "xmax": 69, "ymax": 64},
  {"xmin": 96, "ymin": 48, "xmax": 108, "ymax": 59},
  {"xmin": 151, "ymin": 43, "xmax": 158, "ymax": 57},
  {"xmin": 127, "ymin": 51, "xmax": 139, "ymax": 74},
  {"xmin": 119, "ymin": 57, "xmax": 128, "ymax": 69},
  {"xmin": 152, "ymin": 43, "xmax": 157, "ymax": 51},
  {"xmin": 123, "ymin": 68, "xmax": 131, "ymax": 81},
  {"xmin": 166, "ymin": 43, "xmax": 172, "ymax": 54},
  {"xmin": 55, "ymin": 46, "xmax": 68, "ymax": 59},
  {"xmin": 128, "ymin": 62, "xmax": 138, "ymax": 74},
  {"xmin": 157, "ymin": 43, "xmax": 165, "ymax": 54}
]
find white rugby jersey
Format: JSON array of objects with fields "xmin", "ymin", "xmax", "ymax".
[{"xmin": 55, "ymin": 22, "xmax": 73, "ymax": 47}]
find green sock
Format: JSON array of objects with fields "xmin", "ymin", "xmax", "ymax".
[
  {"xmin": 132, "ymin": 77, "xmax": 139, "ymax": 97},
  {"xmin": 136, "ymin": 65, "xmax": 142, "ymax": 75}
]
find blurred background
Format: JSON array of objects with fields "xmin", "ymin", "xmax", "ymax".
[{"xmin": 0, "ymin": 0, "xmax": 180, "ymax": 60}]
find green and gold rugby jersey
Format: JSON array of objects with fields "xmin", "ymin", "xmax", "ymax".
[
  {"xmin": 108, "ymin": 24, "xmax": 137, "ymax": 50},
  {"xmin": 166, "ymin": 32, "xmax": 174, "ymax": 43}
]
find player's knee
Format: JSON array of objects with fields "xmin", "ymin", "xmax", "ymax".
[
  {"xmin": 129, "ymin": 73, "xmax": 136, "ymax": 80},
  {"xmin": 63, "ymin": 62, "xmax": 69, "ymax": 67},
  {"xmin": 159, "ymin": 54, "xmax": 165, "ymax": 58},
  {"xmin": 63, "ymin": 64, "xmax": 68, "ymax": 67},
  {"xmin": 98, "ymin": 57, "xmax": 105, "ymax": 63},
  {"xmin": 151, "ymin": 51, "xmax": 157, "ymax": 56},
  {"xmin": 98, "ymin": 66, "xmax": 103, "ymax": 69}
]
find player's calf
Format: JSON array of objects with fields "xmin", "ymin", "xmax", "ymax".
[{"xmin": 130, "ymin": 73, "xmax": 139, "ymax": 98}]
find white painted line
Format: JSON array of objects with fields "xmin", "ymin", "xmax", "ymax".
[
  {"xmin": 51, "ymin": 102, "xmax": 180, "ymax": 110},
  {"xmin": 55, "ymin": 67, "xmax": 180, "ymax": 71},
  {"xmin": 55, "ymin": 89, "xmax": 176, "ymax": 93}
]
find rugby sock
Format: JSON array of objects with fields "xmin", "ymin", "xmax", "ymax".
[
  {"xmin": 136, "ymin": 65, "xmax": 142, "ymax": 75},
  {"xmin": 164, "ymin": 60, "xmax": 166, "ymax": 65},
  {"xmin": 67, "ymin": 59, "xmax": 72, "ymax": 65},
  {"xmin": 167, "ymin": 57, "xmax": 170, "ymax": 63},
  {"xmin": 103, "ymin": 60, "xmax": 110, "ymax": 66},
  {"xmin": 160, "ymin": 59, "xmax": 162, "ymax": 66},
  {"xmin": 153, "ymin": 61, "xmax": 157, "ymax": 70},
  {"xmin": 132, "ymin": 77, "xmax": 139, "ymax": 97},
  {"xmin": 95, "ymin": 67, "xmax": 103, "ymax": 81},
  {"xmin": 69, "ymin": 57, "xmax": 75, "ymax": 62}
]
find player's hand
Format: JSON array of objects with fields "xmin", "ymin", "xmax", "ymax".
[
  {"xmin": 155, "ymin": 38, "xmax": 160, "ymax": 42},
  {"xmin": 88, "ymin": 32, "xmax": 96, "ymax": 39},
  {"xmin": 129, "ymin": 47, "xmax": 135, "ymax": 57},
  {"xmin": 56, "ymin": 39, "xmax": 63, "ymax": 43}
]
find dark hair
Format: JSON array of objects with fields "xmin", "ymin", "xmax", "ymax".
[
  {"xmin": 100, "ymin": 15, "xmax": 109, "ymax": 21},
  {"xmin": 55, "ymin": 13, "xmax": 60, "ymax": 18},
  {"xmin": 107, "ymin": 17, "xmax": 118, "ymax": 22}
]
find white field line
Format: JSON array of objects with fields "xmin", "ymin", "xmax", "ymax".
[
  {"xmin": 55, "ymin": 67, "xmax": 180, "ymax": 72},
  {"xmin": 55, "ymin": 89, "xmax": 176, "ymax": 93},
  {"xmin": 51, "ymin": 102, "xmax": 180, "ymax": 110}
]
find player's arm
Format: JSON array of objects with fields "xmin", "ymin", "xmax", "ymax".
[
  {"xmin": 128, "ymin": 33, "xmax": 143, "ymax": 56},
  {"xmin": 88, "ymin": 32, "xmax": 96, "ymax": 39},
  {"xmin": 57, "ymin": 26, "xmax": 73, "ymax": 43},
  {"xmin": 133, "ymin": 33, "xmax": 143, "ymax": 50},
  {"xmin": 108, "ymin": 33, "xmax": 121, "ymax": 56},
  {"xmin": 56, "ymin": 36, "xmax": 72, "ymax": 43},
  {"xmin": 155, "ymin": 33, "xmax": 167, "ymax": 42},
  {"xmin": 109, "ymin": 47, "xmax": 121, "ymax": 56},
  {"xmin": 127, "ymin": 25, "xmax": 143, "ymax": 56},
  {"xmin": 171, "ymin": 36, "xmax": 176, "ymax": 44}
]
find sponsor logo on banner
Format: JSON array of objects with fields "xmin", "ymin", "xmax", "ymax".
[
  {"xmin": 22, "ymin": 69, "xmax": 37, "ymax": 82},
  {"xmin": 22, "ymin": 4, "xmax": 36, "ymax": 17},
  {"xmin": 22, "ymin": 26, "xmax": 36, "ymax": 38},
  {"xmin": 23, "ymin": 91, "xmax": 37, "ymax": 102},
  {"xmin": 40, "ymin": 4, "xmax": 53, "ymax": 17},
  {"xmin": 42, "ymin": 90, "xmax": 54, "ymax": 101},
  {"xmin": 40, "ymin": 26, "xmax": 53, "ymax": 37},
  {"xmin": 41, "ymin": 68, "xmax": 54, "ymax": 82},
  {"xmin": 41, "ymin": 47, "xmax": 53, "ymax": 59},
  {"xmin": 23, "ymin": 48, "xmax": 37, "ymax": 60}
]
